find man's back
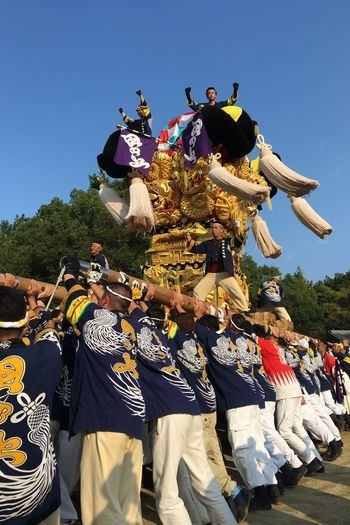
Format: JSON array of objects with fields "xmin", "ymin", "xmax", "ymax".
[
  {"xmin": 64, "ymin": 283, "xmax": 145, "ymax": 438},
  {"xmin": 0, "ymin": 332, "xmax": 61, "ymax": 524},
  {"xmin": 128, "ymin": 307, "xmax": 200, "ymax": 421}
]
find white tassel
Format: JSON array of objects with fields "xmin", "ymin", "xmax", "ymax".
[
  {"xmin": 98, "ymin": 182, "xmax": 129, "ymax": 225},
  {"xmin": 256, "ymin": 134, "xmax": 319, "ymax": 197},
  {"xmin": 290, "ymin": 196, "xmax": 333, "ymax": 239},
  {"xmin": 208, "ymin": 156, "xmax": 270, "ymax": 205},
  {"xmin": 251, "ymin": 214, "xmax": 282, "ymax": 259},
  {"xmin": 124, "ymin": 177, "xmax": 155, "ymax": 232}
]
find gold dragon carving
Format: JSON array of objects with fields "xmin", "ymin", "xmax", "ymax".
[{"xmin": 142, "ymin": 149, "xmax": 268, "ymax": 310}]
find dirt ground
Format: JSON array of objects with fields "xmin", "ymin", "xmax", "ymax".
[{"xmin": 141, "ymin": 422, "xmax": 350, "ymax": 525}]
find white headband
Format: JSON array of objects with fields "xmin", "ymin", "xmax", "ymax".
[
  {"xmin": 0, "ymin": 312, "xmax": 30, "ymax": 329},
  {"xmin": 106, "ymin": 286, "xmax": 132, "ymax": 302},
  {"xmin": 230, "ymin": 318, "xmax": 245, "ymax": 331}
]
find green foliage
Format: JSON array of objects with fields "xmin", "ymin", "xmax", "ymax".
[
  {"xmin": 0, "ymin": 186, "xmax": 150, "ymax": 282},
  {"xmin": 241, "ymin": 258, "xmax": 349, "ymax": 340},
  {"xmin": 314, "ymin": 272, "xmax": 350, "ymax": 334},
  {"xmin": 282, "ymin": 268, "xmax": 324, "ymax": 338}
]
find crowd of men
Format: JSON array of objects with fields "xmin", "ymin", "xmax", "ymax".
[{"xmin": 0, "ymin": 259, "xmax": 349, "ymax": 525}]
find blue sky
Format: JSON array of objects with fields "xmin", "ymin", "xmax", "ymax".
[{"xmin": 1, "ymin": 1, "xmax": 349, "ymax": 282}]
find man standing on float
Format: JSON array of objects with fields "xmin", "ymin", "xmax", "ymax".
[{"xmin": 186, "ymin": 221, "xmax": 249, "ymax": 312}]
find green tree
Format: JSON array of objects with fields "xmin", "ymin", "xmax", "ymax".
[
  {"xmin": 314, "ymin": 272, "xmax": 350, "ymax": 334},
  {"xmin": 241, "ymin": 254, "xmax": 281, "ymax": 309},
  {"xmin": 0, "ymin": 187, "xmax": 150, "ymax": 282},
  {"xmin": 242, "ymin": 259, "xmax": 329, "ymax": 338},
  {"xmin": 283, "ymin": 268, "xmax": 324, "ymax": 338}
]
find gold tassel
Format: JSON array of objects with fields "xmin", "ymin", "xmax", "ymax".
[
  {"xmin": 98, "ymin": 182, "xmax": 129, "ymax": 225},
  {"xmin": 251, "ymin": 214, "xmax": 282, "ymax": 258},
  {"xmin": 256, "ymin": 135, "xmax": 319, "ymax": 197},
  {"xmin": 124, "ymin": 177, "xmax": 155, "ymax": 232},
  {"xmin": 208, "ymin": 156, "xmax": 270, "ymax": 205},
  {"xmin": 290, "ymin": 196, "xmax": 333, "ymax": 239}
]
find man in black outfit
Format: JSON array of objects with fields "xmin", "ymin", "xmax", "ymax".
[
  {"xmin": 185, "ymin": 83, "xmax": 239, "ymax": 111},
  {"xmin": 118, "ymin": 89, "xmax": 152, "ymax": 136}
]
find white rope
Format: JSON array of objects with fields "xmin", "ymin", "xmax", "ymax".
[
  {"xmin": 45, "ymin": 266, "xmax": 66, "ymax": 311},
  {"xmin": 256, "ymin": 134, "xmax": 272, "ymax": 151}
]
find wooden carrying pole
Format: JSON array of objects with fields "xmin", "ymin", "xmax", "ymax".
[
  {"xmin": 15, "ymin": 260, "xmax": 197, "ymax": 312},
  {"xmin": 14, "ymin": 261, "xmax": 290, "ymax": 330},
  {"xmin": 15, "ymin": 276, "xmax": 67, "ymax": 304}
]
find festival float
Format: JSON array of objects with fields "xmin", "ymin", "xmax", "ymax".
[{"xmin": 95, "ymin": 86, "xmax": 333, "ymax": 318}]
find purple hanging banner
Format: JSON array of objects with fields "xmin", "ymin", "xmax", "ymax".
[
  {"xmin": 182, "ymin": 115, "xmax": 212, "ymax": 167},
  {"xmin": 114, "ymin": 130, "xmax": 157, "ymax": 175}
]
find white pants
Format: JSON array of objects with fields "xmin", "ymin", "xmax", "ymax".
[
  {"xmin": 275, "ymin": 397, "xmax": 321, "ymax": 464},
  {"xmin": 260, "ymin": 401, "xmax": 303, "ymax": 469},
  {"xmin": 152, "ymin": 413, "xmax": 236, "ymax": 525},
  {"xmin": 321, "ymin": 389, "xmax": 346, "ymax": 415},
  {"xmin": 226, "ymin": 405, "xmax": 277, "ymax": 489},
  {"xmin": 302, "ymin": 393, "xmax": 340, "ymax": 444}
]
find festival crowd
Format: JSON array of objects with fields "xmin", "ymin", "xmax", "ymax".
[{"xmin": 0, "ymin": 255, "xmax": 349, "ymax": 525}]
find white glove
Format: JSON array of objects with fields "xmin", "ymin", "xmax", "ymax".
[
  {"xmin": 131, "ymin": 279, "xmax": 148, "ymax": 302},
  {"xmin": 87, "ymin": 263, "xmax": 103, "ymax": 284}
]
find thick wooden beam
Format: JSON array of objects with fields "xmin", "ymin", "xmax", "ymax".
[
  {"xmin": 14, "ymin": 276, "xmax": 67, "ymax": 303},
  {"xmin": 14, "ymin": 261, "xmax": 291, "ymax": 332},
  {"xmin": 14, "ymin": 260, "xmax": 195, "ymax": 311}
]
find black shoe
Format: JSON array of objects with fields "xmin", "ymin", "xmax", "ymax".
[
  {"xmin": 280, "ymin": 461, "xmax": 298, "ymax": 488},
  {"xmin": 227, "ymin": 486, "xmax": 251, "ymax": 523},
  {"xmin": 305, "ymin": 457, "xmax": 324, "ymax": 476},
  {"xmin": 249, "ymin": 485, "xmax": 272, "ymax": 511},
  {"xmin": 292, "ymin": 464, "xmax": 307, "ymax": 485},
  {"xmin": 267, "ymin": 484, "xmax": 282, "ymax": 505},
  {"xmin": 321, "ymin": 439, "xmax": 342, "ymax": 462},
  {"xmin": 275, "ymin": 471, "xmax": 285, "ymax": 495},
  {"xmin": 249, "ymin": 497, "xmax": 272, "ymax": 511}
]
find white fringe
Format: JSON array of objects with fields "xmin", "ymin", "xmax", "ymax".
[
  {"xmin": 208, "ymin": 157, "xmax": 270, "ymax": 205},
  {"xmin": 290, "ymin": 196, "xmax": 333, "ymax": 239},
  {"xmin": 256, "ymin": 134, "xmax": 319, "ymax": 197},
  {"xmin": 251, "ymin": 214, "xmax": 283, "ymax": 258},
  {"xmin": 98, "ymin": 182, "xmax": 129, "ymax": 225},
  {"xmin": 124, "ymin": 177, "xmax": 155, "ymax": 232}
]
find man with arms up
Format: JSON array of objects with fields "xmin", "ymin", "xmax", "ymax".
[{"xmin": 60, "ymin": 256, "xmax": 145, "ymax": 525}]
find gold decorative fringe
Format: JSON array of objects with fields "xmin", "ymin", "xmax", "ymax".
[
  {"xmin": 257, "ymin": 135, "xmax": 319, "ymax": 197},
  {"xmin": 251, "ymin": 214, "xmax": 282, "ymax": 258},
  {"xmin": 290, "ymin": 197, "xmax": 333, "ymax": 239},
  {"xmin": 208, "ymin": 157, "xmax": 270, "ymax": 205},
  {"xmin": 124, "ymin": 177, "xmax": 155, "ymax": 232},
  {"xmin": 98, "ymin": 182, "xmax": 129, "ymax": 225}
]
